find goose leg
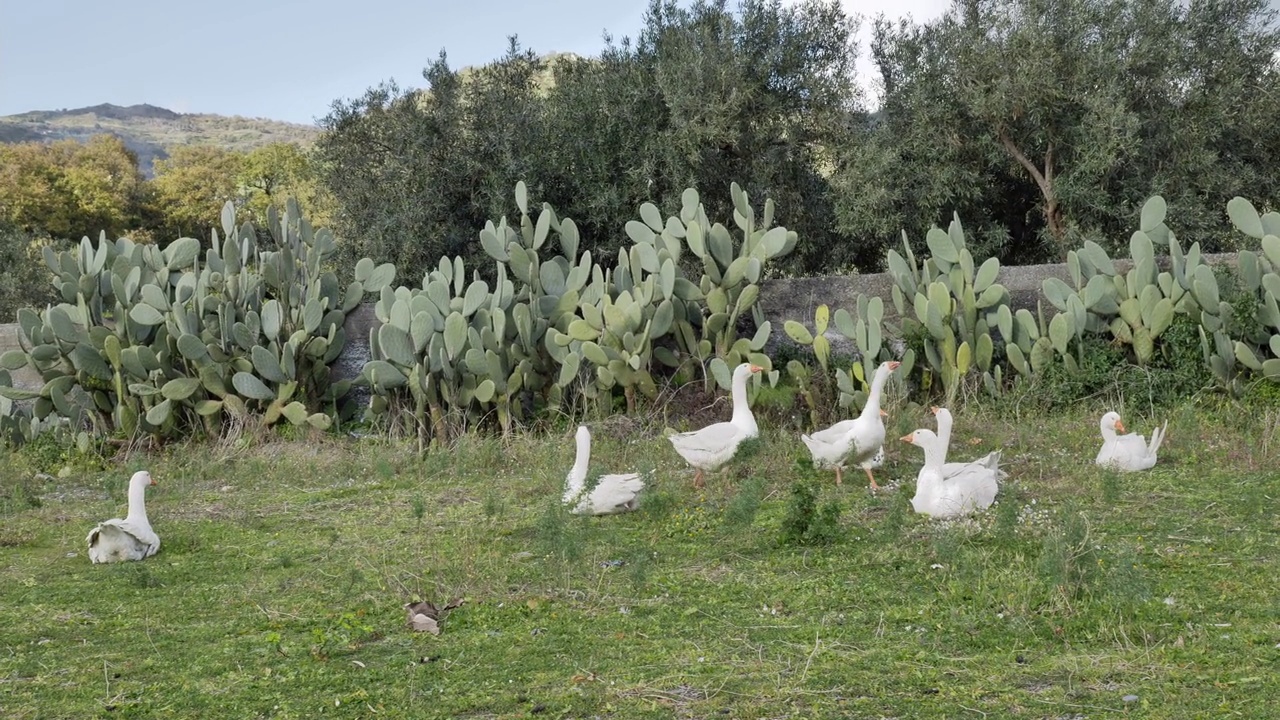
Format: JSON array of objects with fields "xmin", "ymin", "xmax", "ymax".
[
  {"xmin": 693, "ymin": 469, "xmax": 705, "ymax": 488},
  {"xmin": 835, "ymin": 467, "xmax": 843, "ymax": 486},
  {"xmin": 864, "ymin": 467, "xmax": 880, "ymax": 491}
]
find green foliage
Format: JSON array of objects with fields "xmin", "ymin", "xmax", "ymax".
[
  {"xmin": 779, "ymin": 475, "xmax": 842, "ymax": 547},
  {"xmin": 1031, "ymin": 334, "xmax": 1126, "ymax": 411},
  {"xmin": 317, "ymin": 2, "xmax": 861, "ymax": 280},
  {"xmin": 533, "ymin": 498, "xmax": 588, "ymax": 563},
  {"xmin": 1222, "ymin": 196, "xmax": 1280, "ymax": 388},
  {"xmin": 1036, "ymin": 510, "xmax": 1102, "ymax": 602},
  {"xmin": 0, "ymin": 136, "xmax": 148, "ymax": 241},
  {"xmin": 1029, "ymin": 318, "xmax": 1211, "ymax": 412},
  {"xmin": 785, "ymin": 294, "xmax": 898, "ymax": 418},
  {"xmin": 887, "ymin": 213, "xmax": 1011, "ymax": 402},
  {"xmin": 616, "ymin": 183, "xmax": 790, "ymax": 391},
  {"xmin": 723, "ymin": 474, "xmax": 767, "ymax": 529},
  {"xmin": 147, "ymin": 143, "xmax": 331, "ymax": 245},
  {"xmin": 836, "ymin": 0, "xmax": 1280, "ymax": 266},
  {"xmin": 0, "ymin": 225, "xmax": 57, "ymax": 322}
]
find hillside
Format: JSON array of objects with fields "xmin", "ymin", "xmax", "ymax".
[{"xmin": 0, "ymin": 103, "xmax": 321, "ymax": 177}]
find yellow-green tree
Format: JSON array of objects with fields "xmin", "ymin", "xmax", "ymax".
[
  {"xmin": 0, "ymin": 136, "xmax": 145, "ymax": 240},
  {"xmin": 148, "ymin": 145, "xmax": 245, "ymax": 241},
  {"xmin": 238, "ymin": 143, "xmax": 333, "ymax": 229}
]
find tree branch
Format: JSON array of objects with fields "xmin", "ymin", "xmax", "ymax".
[
  {"xmin": 997, "ymin": 127, "xmax": 1052, "ymax": 202},
  {"xmin": 998, "ymin": 127, "xmax": 1064, "ymax": 246}
]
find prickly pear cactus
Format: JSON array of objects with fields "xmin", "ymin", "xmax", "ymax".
[
  {"xmin": 887, "ymin": 213, "xmax": 1010, "ymax": 400},
  {"xmin": 1224, "ymin": 196, "xmax": 1280, "ymax": 387},
  {"xmin": 361, "ymin": 181, "xmax": 589, "ymax": 446},
  {"xmin": 0, "ymin": 199, "xmax": 383, "ymax": 446},
  {"xmin": 619, "ymin": 183, "xmax": 788, "ymax": 393}
]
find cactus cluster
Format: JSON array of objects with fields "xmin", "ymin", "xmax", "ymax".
[
  {"xmin": 1225, "ymin": 197, "xmax": 1280, "ymax": 385},
  {"xmin": 0, "ymin": 199, "xmax": 380, "ymax": 447},
  {"xmin": 778, "ymin": 195, "xmax": 1279, "ymax": 407},
  {"xmin": 886, "ymin": 214, "xmax": 1011, "ymax": 401},
  {"xmin": 360, "ymin": 184, "xmax": 582, "ymax": 447},
  {"xmin": 783, "ymin": 294, "xmax": 897, "ymax": 420},
  {"xmin": 360, "ymin": 182, "xmax": 796, "ymax": 448},
  {"xmin": 1039, "ymin": 198, "xmax": 1194, "ymax": 373},
  {"xmin": 622, "ymin": 184, "xmax": 789, "ymax": 392}
]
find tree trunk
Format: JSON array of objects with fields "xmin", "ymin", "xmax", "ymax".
[{"xmin": 998, "ymin": 129, "xmax": 1066, "ymax": 255}]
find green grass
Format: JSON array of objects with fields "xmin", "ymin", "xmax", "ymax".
[{"xmin": 2, "ymin": 400, "xmax": 1279, "ymax": 719}]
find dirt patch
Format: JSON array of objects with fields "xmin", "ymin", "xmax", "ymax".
[{"xmin": 656, "ymin": 381, "xmax": 738, "ymax": 432}]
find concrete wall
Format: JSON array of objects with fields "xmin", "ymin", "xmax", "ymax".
[{"xmin": 0, "ymin": 253, "xmax": 1239, "ymax": 396}]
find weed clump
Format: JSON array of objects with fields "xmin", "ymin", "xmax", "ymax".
[{"xmin": 779, "ymin": 476, "xmax": 842, "ymax": 546}]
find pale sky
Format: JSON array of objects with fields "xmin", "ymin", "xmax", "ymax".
[
  {"xmin": 0, "ymin": 0, "xmax": 950, "ymax": 125},
  {"xmin": 819, "ymin": 0, "xmax": 951, "ymax": 105}
]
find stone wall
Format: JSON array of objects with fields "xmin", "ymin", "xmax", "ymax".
[{"xmin": 0, "ymin": 253, "xmax": 1239, "ymax": 396}]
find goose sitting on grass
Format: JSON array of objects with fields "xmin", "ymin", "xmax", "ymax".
[
  {"xmin": 902, "ymin": 413, "xmax": 1002, "ymax": 519},
  {"xmin": 564, "ymin": 426, "xmax": 647, "ymax": 515},
  {"xmin": 668, "ymin": 362, "xmax": 762, "ymax": 488},
  {"xmin": 1095, "ymin": 411, "xmax": 1166, "ymax": 471},
  {"xmin": 87, "ymin": 470, "xmax": 160, "ymax": 564}
]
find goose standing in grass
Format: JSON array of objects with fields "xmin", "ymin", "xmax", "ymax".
[
  {"xmin": 1095, "ymin": 411, "xmax": 1166, "ymax": 471},
  {"xmin": 564, "ymin": 426, "xmax": 647, "ymax": 515},
  {"xmin": 902, "ymin": 420, "xmax": 1002, "ymax": 519},
  {"xmin": 800, "ymin": 360, "xmax": 900, "ymax": 488},
  {"xmin": 87, "ymin": 470, "xmax": 159, "ymax": 563},
  {"xmin": 668, "ymin": 362, "xmax": 762, "ymax": 488}
]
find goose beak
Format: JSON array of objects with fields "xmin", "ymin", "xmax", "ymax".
[
  {"xmin": 880, "ymin": 409, "xmax": 888, "ymax": 418},
  {"xmin": 888, "ymin": 361, "xmax": 901, "ymax": 371},
  {"xmin": 749, "ymin": 364, "xmax": 764, "ymax": 373},
  {"xmin": 929, "ymin": 406, "xmax": 940, "ymax": 415},
  {"xmin": 1115, "ymin": 419, "xmax": 1127, "ymax": 433},
  {"xmin": 900, "ymin": 433, "xmax": 914, "ymax": 444}
]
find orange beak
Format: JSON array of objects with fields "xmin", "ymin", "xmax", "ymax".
[
  {"xmin": 900, "ymin": 433, "xmax": 914, "ymax": 444},
  {"xmin": 888, "ymin": 361, "xmax": 902, "ymax": 371},
  {"xmin": 930, "ymin": 406, "xmax": 940, "ymax": 415},
  {"xmin": 150, "ymin": 477, "xmax": 157, "ymax": 486},
  {"xmin": 749, "ymin": 364, "xmax": 764, "ymax": 373},
  {"xmin": 1115, "ymin": 419, "xmax": 1127, "ymax": 433},
  {"xmin": 880, "ymin": 409, "xmax": 888, "ymax": 418}
]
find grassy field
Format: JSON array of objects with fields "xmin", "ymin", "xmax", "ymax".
[{"xmin": 1, "ymin": 395, "xmax": 1278, "ymax": 719}]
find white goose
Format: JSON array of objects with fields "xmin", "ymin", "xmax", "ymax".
[
  {"xmin": 930, "ymin": 406, "xmax": 1003, "ymax": 476},
  {"xmin": 668, "ymin": 362, "xmax": 762, "ymax": 487},
  {"xmin": 800, "ymin": 360, "xmax": 900, "ymax": 488},
  {"xmin": 902, "ymin": 419, "xmax": 1002, "ymax": 519},
  {"xmin": 87, "ymin": 470, "xmax": 160, "ymax": 563},
  {"xmin": 564, "ymin": 425, "xmax": 647, "ymax": 515},
  {"xmin": 1095, "ymin": 411, "xmax": 1166, "ymax": 471}
]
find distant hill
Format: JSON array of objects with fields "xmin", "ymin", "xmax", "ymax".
[{"xmin": 0, "ymin": 103, "xmax": 321, "ymax": 177}]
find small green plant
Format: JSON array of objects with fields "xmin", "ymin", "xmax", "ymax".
[
  {"xmin": 1037, "ymin": 510, "xmax": 1101, "ymax": 605},
  {"xmin": 17, "ymin": 430, "xmax": 74, "ymax": 474},
  {"xmin": 993, "ymin": 492, "xmax": 1019, "ymax": 543},
  {"xmin": 263, "ymin": 629, "xmax": 286, "ymax": 656},
  {"xmin": 1098, "ymin": 467, "xmax": 1123, "ymax": 505},
  {"xmin": 723, "ymin": 475, "xmax": 767, "ymax": 528},
  {"xmin": 534, "ymin": 499, "xmax": 586, "ymax": 562},
  {"xmin": 779, "ymin": 476, "xmax": 842, "ymax": 546},
  {"xmin": 482, "ymin": 490, "xmax": 504, "ymax": 519}
]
